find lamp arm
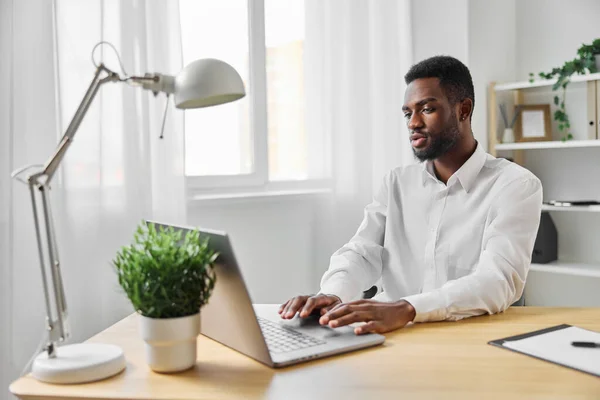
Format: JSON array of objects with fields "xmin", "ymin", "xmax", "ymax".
[
  {"xmin": 24, "ymin": 64, "xmax": 120, "ymax": 358},
  {"xmin": 40, "ymin": 68, "xmax": 171, "ymax": 185},
  {"xmin": 42, "ymin": 64, "xmax": 121, "ymax": 185}
]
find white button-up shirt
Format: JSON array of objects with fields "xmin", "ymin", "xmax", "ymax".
[{"xmin": 320, "ymin": 143, "xmax": 543, "ymax": 322}]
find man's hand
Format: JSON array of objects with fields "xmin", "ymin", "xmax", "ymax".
[
  {"xmin": 319, "ymin": 299, "xmax": 416, "ymax": 334},
  {"xmin": 278, "ymin": 294, "xmax": 342, "ymax": 319}
]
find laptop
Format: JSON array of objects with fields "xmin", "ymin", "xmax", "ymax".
[{"xmin": 147, "ymin": 220, "xmax": 385, "ymax": 368}]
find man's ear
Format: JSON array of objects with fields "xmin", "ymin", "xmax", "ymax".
[{"xmin": 459, "ymin": 98, "xmax": 473, "ymax": 121}]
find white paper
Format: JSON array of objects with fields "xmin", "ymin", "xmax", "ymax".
[
  {"xmin": 503, "ymin": 326, "xmax": 600, "ymax": 376},
  {"xmin": 521, "ymin": 110, "xmax": 545, "ymax": 138}
]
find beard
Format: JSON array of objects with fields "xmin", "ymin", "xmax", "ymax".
[{"xmin": 412, "ymin": 116, "xmax": 460, "ymax": 162}]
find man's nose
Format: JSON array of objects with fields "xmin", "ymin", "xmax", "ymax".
[{"xmin": 408, "ymin": 112, "xmax": 424, "ymax": 131}]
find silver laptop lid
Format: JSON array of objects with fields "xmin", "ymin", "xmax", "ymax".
[{"xmin": 145, "ymin": 220, "xmax": 272, "ymax": 366}]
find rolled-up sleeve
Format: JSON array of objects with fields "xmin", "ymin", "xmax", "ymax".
[
  {"xmin": 403, "ymin": 177, "xmax": 543, "ymax": 322},
  {"xmin": 319, "ymin": 173, "xmax": 389, "ymax": 303}
]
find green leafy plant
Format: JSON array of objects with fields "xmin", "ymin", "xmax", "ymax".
[
  {"xmin": 113, "ymin": 222, "xmax": 218, "ymax": 319},
  {"xmin": 529, "ymin": 38, "xmax": 600, "ymax": 141}
]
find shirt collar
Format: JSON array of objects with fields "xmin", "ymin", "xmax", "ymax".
[{"xmin": 421, "ymin": 141, "xmax": 487, "ymax": 193}]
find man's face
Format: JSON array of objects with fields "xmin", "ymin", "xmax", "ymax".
[{"xmin": 402, "ymin": 77, "xmax": 460, "ymax": 162}]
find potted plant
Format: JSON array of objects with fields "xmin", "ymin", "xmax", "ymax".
[
  {"xmin": 529, "ymin": 38, "xmax": 600, "ymax": 142},
  {"xmin": 113, "ymin": 222, "xmax": 218, "ymax": 372}
]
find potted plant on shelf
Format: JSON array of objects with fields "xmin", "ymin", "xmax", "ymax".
[
  {"xmin": 113, "ymin": 222, "xmax": 218, "ymax": 372},
  {"xmin": 529, "ymin": 38, "xmax": 600, "ymax": 142}
]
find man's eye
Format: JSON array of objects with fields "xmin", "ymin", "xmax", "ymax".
[
  {"xmin": 403, "ymin": 113, "xmax": 411, "ymax": 119},
  {"xmin": 423, "ymin": 108, "xmax": 434, "ymax": 113}
]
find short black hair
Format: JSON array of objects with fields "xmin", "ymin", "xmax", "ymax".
[{"xmin": 404, "ymin": 55, "xmax": 475, "ymax": 119}]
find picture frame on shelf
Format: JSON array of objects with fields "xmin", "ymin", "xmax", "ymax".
[{"xmin": 513, "ymin": 104, "xmax": 552, "ymax": 142}]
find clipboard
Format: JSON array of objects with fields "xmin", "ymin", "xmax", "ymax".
[{"xmin": 489, "ymin": 324, "xmax": 600, "ymax": 378}]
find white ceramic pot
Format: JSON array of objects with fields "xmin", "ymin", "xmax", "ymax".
[
  {"xmin": 139, "ymin": 312, "xmax": 200, "ymax": 373},
  {"xmin": 502, "ymin": 128, "xmax": 515, "ymax": 144}
]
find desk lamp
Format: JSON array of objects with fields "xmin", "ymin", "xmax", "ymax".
[{"xmin": 11, "ymin": 42, "xmax": 245, "ymax": 384}]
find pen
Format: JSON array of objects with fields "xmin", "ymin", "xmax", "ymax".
[{"xmin": 571, "ymin": 341, "xmax": 600, "ymax": 348}]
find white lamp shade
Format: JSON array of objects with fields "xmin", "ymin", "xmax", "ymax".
[{"xmin": 174, "ymin": 59, "xmax": 246, "ymax": 109}]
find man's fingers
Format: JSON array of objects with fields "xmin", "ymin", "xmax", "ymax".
[
  {"xmin": 281, "ymin": 297, "xmax": 300, "ymax": 318},
  {"xmin": 300, "ymin": 296, "xmax": 325, "ymax": 318},
  {"xmin": 320, "ymin": 304, "xmax": 358, "ymax": 324},
  {"xmin": 323, "ymin": 300, "xmax": 369, "ymax": 315},
  {"xmin": 327, "ymin": 311, "xmax": 372, "ymax": 328},
  {"xmin": 298, "ymin": 296, "xmax": 316, "ymax": 318},
  {"xmin": 280, "ymin": 299, "xmax": 294, "ymax": 317},
  {"xmin": 280, "ymin": 295, "xmax": 341, "ymax": 319},
  {"xmin": 354, "ymin": 321, "xmax": 385, "ymax": 335},
  {"xmin": 280, "ymin": 298, "xmax": 296, "ymax": 318},
  {"xmin": 320, "ymin": 301, "xmax": 375, "ymax": 323},
  {"xmin": 320, "ymin": 302, "xmax": 338, "ymax": 315},
  {"xmin": 321, "ymin": 302, "xmax": 344, "ymax": 317},
  {"xmin": 319, "ymin": 296, "xmax": 343, "ymax": 315},
  {"xmin": 282, "ymin": 297, "xmax": 307, "ymax": 319},
  {"xmin": 278, "ymin": 300, "xmax": 289, "ymax": 314}
]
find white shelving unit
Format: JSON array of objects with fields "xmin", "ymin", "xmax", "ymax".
[
  {"xmin": 489, "ymin": 73, "xmax": 600, "ymax": 161},
  {"xmin": 494, "ymin": 72, "xmax": 600, "ymax": 92},
  {"xmin": 489, "ymin": 74, "xmax": 600, "ymax": 307},
  {"xmin": 541, "ymin": 204, "xmax": 600, "ymax": 212},
  {"xmin": 526, "ymin": 261, "xmax": 600, "ymax": 307},
  {"xmin": 530, "ymin": 261, "xmax": 600, "ymax": 278},
  {"xmin": 496, "ymin": 139, "xmax": 600, "ymax": 151}
]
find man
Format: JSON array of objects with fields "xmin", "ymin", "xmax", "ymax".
[{"xmin": 279, "ymin": 55, "xmax": 543, "ymax": 335}]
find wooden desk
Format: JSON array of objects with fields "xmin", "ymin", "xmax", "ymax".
[{"xmin": 10, "ymin": 307, "xmax": 600, "ymax": 399}]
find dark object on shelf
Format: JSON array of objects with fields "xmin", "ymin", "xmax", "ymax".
[
  {"xmin": 545, "ymin": 200, "xmax": 600, "ymax": 207},
  {"xmin": 532, "ymin": 211, "xmax": 558, "ymax": 264}
]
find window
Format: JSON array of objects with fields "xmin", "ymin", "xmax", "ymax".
[
  {"xmin": 179, "ymin": 0, "xmax": 329, "ymax": 192},
  {"xmin": 179, "ymin": 0, "xmax": 252, "ymax": 177}
]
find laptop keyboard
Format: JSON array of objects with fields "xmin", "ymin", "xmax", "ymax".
[{"xmin": 258, "ymin": 317, "xmax": 326, "ymax": 354}]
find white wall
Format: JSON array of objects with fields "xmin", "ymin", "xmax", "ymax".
[
  {"xmin": 411, "ymin": 0, "xmax": 469, "ymax": 65},
  {"xmin": 516, "ymin": 0, "xmax": 600, "ymax": 80},
  {"xmin": 467, "ymin": 0, "xmax": 517, "ymax": 150}
]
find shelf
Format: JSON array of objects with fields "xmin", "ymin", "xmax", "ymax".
[
  {"xmin": 495, "ymin": 139, "xmax": 600, "ymax": 151},
  {"xmin": 542, "ymin": 204, "xmax": 600, "ymax": 212},
  {"xmin": 494, "ymin": 72, "xmax": 600, "ymax": 92},
  {"xmin": 530, "ymin": 261, "xmax": 600, "ymax": 278}
]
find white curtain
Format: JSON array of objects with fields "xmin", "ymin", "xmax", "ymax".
[
  {"xmin": 307, "ymin": 0, "xmax": 414, "ymax": 270},
  {"xmin": 1, "ymin": 0, "xmax": 185, "ymax": 395},
  {"xmin": 0, "ymin": 0, "xmax": 14, "ymax": 396}
]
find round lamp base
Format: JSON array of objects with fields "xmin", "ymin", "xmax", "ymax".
[{"xmin": 32, "ymin": 343, "xmax": 126, "ymax": 384}]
